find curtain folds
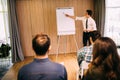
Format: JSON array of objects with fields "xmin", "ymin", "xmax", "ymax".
[
  {"xmin": 8, "ymin": 0, "xmax": 24, "ymax": 63},
  {"xmin": 94, "ymin": 0, "xmax": 106, "ymax": 36}
]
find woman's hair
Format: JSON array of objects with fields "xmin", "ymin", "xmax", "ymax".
[{"xmin": 92, "ymin": 37, "xmax": 120, "ymax": 80}]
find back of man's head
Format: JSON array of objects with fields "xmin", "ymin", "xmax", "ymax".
[
  {"xmin": 91, "ymin": 31, "xmax": 101, "ymax": 42},
  {"xmin": 32, "ymin": 33, "xmax": 50, "ymax": 55},
  {"xmin": 86, "ymin": 10, "xmax": 92, "ymax": 16}
]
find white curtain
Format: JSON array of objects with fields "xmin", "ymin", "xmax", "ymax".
[{"xmin": 0, "ymin": 0, "xmax": 9, "ymax": 45}]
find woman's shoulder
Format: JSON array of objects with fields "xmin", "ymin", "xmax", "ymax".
[
  {"xmin": 88, "ymin": 65, "xmax": 104, "ymax": 74},
  {"xmin": 83, "ymin": 65, "xmax": 106, "ymax": 80}
]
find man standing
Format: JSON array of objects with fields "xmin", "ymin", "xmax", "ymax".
[
  {"xmin": 65, "ymin": 10, "xmax": 97, "ymax": 46},
  {"xmin": 18, "ymin": 33, "xmax": 67, "ymax": 80}
]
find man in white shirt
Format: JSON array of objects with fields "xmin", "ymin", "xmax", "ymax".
[{"xmin": 65, "ymin": 10, "xmax": 97, "ymax": 46}]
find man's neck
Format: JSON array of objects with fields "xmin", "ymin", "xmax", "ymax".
[
  {"xmin": 86, "ymin": 15, "xmax": 90, "ymax": 18},
  {"xmin": 35, "ymin": 54, "xmax": 48, "ymax": 59}
]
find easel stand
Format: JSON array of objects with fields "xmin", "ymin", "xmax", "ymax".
[{"xmin": 56, "ymin": 34, "xmax": 78, "ymax": 61}]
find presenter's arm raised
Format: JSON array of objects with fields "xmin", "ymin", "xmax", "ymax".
[{"xmin": 65, "ymin": 14, "xmax": 76, "ymax": 20}]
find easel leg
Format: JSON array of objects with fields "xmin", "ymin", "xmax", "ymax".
[
  {"xmin": 56, "ymin": 35, "xmax": 60, "ymax": 61},
  {"xmin": 64, "ymin": 36, "xmax": 67, "ymax": 56},
  {"xmin": 56, "ymin": 35, "xmax": 78, "ymax": 61},
  {"xmin": 74, "ymin": 35, "xmax": 79, "ymax": 50}
]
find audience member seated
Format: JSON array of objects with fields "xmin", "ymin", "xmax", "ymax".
[
  {"xmin": 82, "ymin": 37, "xmax": 120, "ymax": 80},
  {"xmin": 18, "ymin": 33, "xmax": 67, "ymax": 80},
  {"xmin": 77, "ymin": 30, "xmax": 101, "ymax": 66}
]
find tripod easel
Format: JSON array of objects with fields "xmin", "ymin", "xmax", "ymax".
[{"xmin": 56, "ymin": 34, "xmax": 78, "ymax": 61}]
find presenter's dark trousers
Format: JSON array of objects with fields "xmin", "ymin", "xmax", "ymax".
[{"xmin": 83, "ymin": 32, "xmax": 91, "ymax": 46}]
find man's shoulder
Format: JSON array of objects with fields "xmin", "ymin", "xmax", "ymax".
[
  {"xmin": 19, "ymin": 62, "xmax": 32, "ymax": 70},
  {"xmin": 77, "ymin": 45, "xmax": 93, "ymax": 56},
  {"xmin": 51, "ymin": 61, "xmax": 65, "ymax": 67},
  {"xmin": 78, "ymin": 46, "xmax": 92, "ymax": 51},
  {"xmin": 89, "ymin": 17, "xmax": 95, "ymax": 21}
]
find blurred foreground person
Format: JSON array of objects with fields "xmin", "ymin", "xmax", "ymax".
[
  {"xmin": 82, "ymin": 37, "xmax": 120, "ymax": 80},
  {"xmin": 18, "ymin": 33, "xmax": 67, "ymax": 80}
]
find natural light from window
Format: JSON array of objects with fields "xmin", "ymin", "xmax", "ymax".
[
  {"xmin": 0, "ymin": 0, "xmax": 9, "ymax": 45},
  {"xmin": 105, "ymin": 0, "xmax": 120, "ymax": 46}
]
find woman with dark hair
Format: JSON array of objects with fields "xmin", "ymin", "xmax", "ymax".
[{"xmin": 82, "ymin": 37, "xmax": 120, "ymax": 80}]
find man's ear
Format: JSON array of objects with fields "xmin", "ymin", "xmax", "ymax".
[{"xmin": 48, "ymin": 45, "xmax": 51, "ymax": 51}]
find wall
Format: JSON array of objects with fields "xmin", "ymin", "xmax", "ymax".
[{"xmin": 16, "ymin": 0, "xmax": 94, "ymax": 56}]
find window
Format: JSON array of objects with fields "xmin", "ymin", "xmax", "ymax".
[
  {"xmin": 0, "ymin": 0, "xmax": 12, "ymax": 73},
  {"xmin": 105, "ymin": 0, "xmax": 120, "ymax": 46},
  {"xmin": 0, "ymin": 0, "xmax": 10, "ymax": 45}
]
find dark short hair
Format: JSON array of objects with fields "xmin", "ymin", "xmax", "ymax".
[
  {"xmin": 90, "ymin": 31, "xmax": 101, "ymax": 42},
  {"xmin": 32, "ymin": 33, "xmax": 50, "ymax": 55},
  {"xmin": 86, "ymin": 10, "xmax": 92, "ymax": 16}
]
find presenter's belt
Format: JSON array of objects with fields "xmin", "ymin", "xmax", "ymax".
[
  {"xmin": 83, "ymin": 31, "xmax": 94, "ymax": 33},
  {"xmin": 83, "ymin": 31, "xmax": 90, "ymax": 33}
]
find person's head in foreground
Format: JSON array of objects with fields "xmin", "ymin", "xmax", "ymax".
[
  {"xmin": 89, "ymin": 30, "xmax": 101, "ymax": 44},
  {"xmin": 18, "ymin": 33, "xmax": 67, "ymax": 80},
  {"xmin": 32, "ymin": 33, "xmax": 51, "ymax": 57}
]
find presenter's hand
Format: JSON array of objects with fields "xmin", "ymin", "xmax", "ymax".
[
  {"xmin": 65, "ymin": 14, "xmax": 75, "ymax": 19},
  {"xmin": 65, "ymin": 14, "xmax": 70, "ymax": 17},
  {"xmin": 83, "ymin": 30, "xmax": 87, "ymax": 32}
]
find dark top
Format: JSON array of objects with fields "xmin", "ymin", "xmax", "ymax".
[
  {"xmin": 82, "ymin": 65, "xmax": 120, "ymax": 80},
  {"xmin": 18, "ymin": 58, "xmax": 67, "ymax": 80},
  {"xmin": 82, "ymin": 65, "xmax": 107, "ymax": 80}
]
